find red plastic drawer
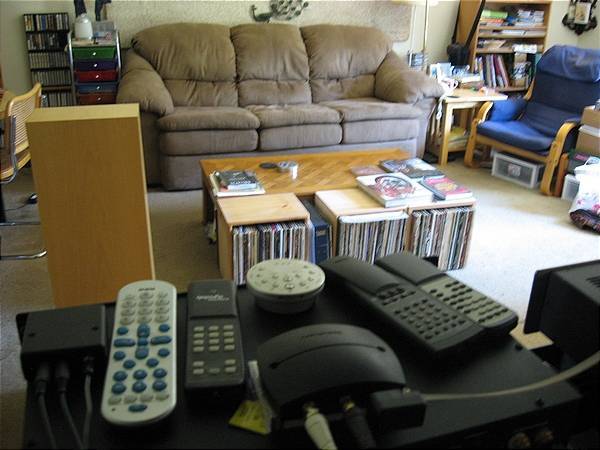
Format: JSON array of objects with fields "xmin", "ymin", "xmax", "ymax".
[
  {"xmin": 75, "ymin": 70, "xmax": 118, "ymax": 83},
  {"xmin": 77, "ymin": 93, "xmax": 116, "ymax": 105}
]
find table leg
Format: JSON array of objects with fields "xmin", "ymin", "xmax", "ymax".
[
  {"xmin": 439, "ymin": 104, "xmax": 454, "ymax": 165},
  {"xmin": 202, "ymin": 175, "xmax": 214, "ymax": 225}
]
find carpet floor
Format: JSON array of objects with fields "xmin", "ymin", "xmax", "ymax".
[{"xmin": 1, "ymin": 162, "xmax": 598, "ymax": 448}]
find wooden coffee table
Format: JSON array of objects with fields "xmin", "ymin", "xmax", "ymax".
[{"xmin": 199, "ymin": 148, "xmax": 410, "ymax": 224}]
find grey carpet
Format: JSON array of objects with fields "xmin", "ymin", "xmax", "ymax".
[{"xmin": 1, "ymin": 162, "xmax": 599, "ymax": 448}]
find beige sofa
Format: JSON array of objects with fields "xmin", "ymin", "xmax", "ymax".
[{"xmin": 118, "ymin": 23, "xmax": 444, "ymax": 190}]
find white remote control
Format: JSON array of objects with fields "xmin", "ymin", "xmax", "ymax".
[{"xmin": 101, "ymin": 280, "xmax": 177, "ymax": 426}]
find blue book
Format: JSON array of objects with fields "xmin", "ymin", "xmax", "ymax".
[{"xmin": 300, "ymin": 199, "xmax": 332, "ymax": 264}]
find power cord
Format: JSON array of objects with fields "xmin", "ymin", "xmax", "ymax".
[
  {"xmin": 82, "ymin": 357, "xmax": 95, "ymax": 450},
  {"xmin": 55, "ymin": 361, "xmax": 84, "ymax": 450},
  {"xmin": 340, "ymin": 396, "xmax": 376, "ymax": 449},
  {"xmin": 303, "ymin": 402, "xmax": 337, "ymax": 450},
  {"xmin": 34, "ymin": 363, "xmax": 57, "ymax": 450}
]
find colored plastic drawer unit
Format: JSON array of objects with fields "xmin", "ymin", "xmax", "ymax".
[
  {"xmin": 72, "ymin": 46, "xmax": 116, "ymax": 60},
  {"xmin": 77, "ymin": 93, "xmax": 117, "ymax": 105},
  {"xmin": 76, "ymin": 82, "xmax": 118, "ymax": 94},
  {"xmin": 75, "ymin": 70, "xmax": 118, "ymax": 83},
  {"xmin": 75, "ymin": 60, "xmax": 117, "ymax": 71}
]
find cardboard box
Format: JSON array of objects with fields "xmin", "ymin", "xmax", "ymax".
[
  {"xmin": 576, "ymin": 126, "xmax": 600, "ymax": 156},
  {"xmin": 581, "ymin": 106, "xmax": 600, "ymax": 129}
]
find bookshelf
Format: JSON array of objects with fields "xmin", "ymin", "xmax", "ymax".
[
  {"xmin": 23, "ymin": 13, "xmax": 74, "ymax": 107},
  {"xmin": 457, "ymin": 0, "xmax": 551, "ymax": 92},
  {"xmin": 315, "ymin": 189, "xmax": 476, "ymax": 270}
]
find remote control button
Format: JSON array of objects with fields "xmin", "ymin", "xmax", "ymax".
[
  {"xmin": 121, "ymin": 309, "xmax": 135, "ymax": 316},
  {"xmin": 193, "ymin": 368, "xmax": 205, "ymax": 375},
  {"xmin": 123, "ymin": 359, "xmax": 136, "ymax": 369},
  {"xmin": 209, "ymin": 368, "xmax": 221, "ymax": 375},
  {"xmin": 193, "ymin": 361, "xmax": 205, "ymax": 367},
  {"xmin": 223, "ymin": 325, "xmax": 234, "ymax": 331},
  {"xmin": 108, "ymin": 396, "xmax": 122, "ymax": 405},
  {"xmin": 209, "ymin": 346, "xmax": 220, "ymax": 352},
  {"xmin": 128, "ymin": 404, "xmax": 148, "ymax": 413},
  {"xmin": 194, "ymin": 326, "xmax": 205, "ymax": 332},
  {"xmin": 124, "ymin": 395, "xmax": 137, "ymax": 404},
  {"xmin": 120, "ymin": 317, "xmax": 134, "ymax": 325},
  {"xmin": 124, "ymin": 294, "xmax": 135, "ymax": 300},
  {"xmin": 146, "ymin": 358, "xmax": 159, "ymax": 368},
  {"xmin": 193, "ymin": 333, "xmax": 205, "ymax": 339},
  {"xmin": 112, "ymin": 383, "xmax": 126, "ymax": 395},
  {"xmin": 113, "ymin": 351, "xmax": 126, "ymax": 361},
  {"xmin": 139, "ymin": 299, "xmax": 153, "ymax": 306},
  {"xmin": 193, "ymin": 339, "xmax": 205, "ymax": 346},
  {"xmin": 113, "ymin": 371, "xmax": 128, "ymax": 382},
  {"xmin": 193, "ymin": 346, "xmax": 205, "ymax": 353},
  {"xmin": 114, "ymin": 338, "xmax": 136, "ymax": 347},
  {"xmin": 224, "ymin": 345, "xmax": 235, "ymax": 351},
  {"xmin": 153, "ymin": 381, "xmax": 167, "ymax": 392},
  {"xmin": 141, "ymin": 394, "xmax": 154, "ymax": 403},
  {"xmin": 140, "ymin": 292, "xmax": 153, "ymax": 300},
  {"xmin": 158, "ymin": 324, "xmax": 170, "ymax": 332},
  {"xmin": 137, "ymin": 324, "xmax": 150, "ymax": 337},
  {"xmin": 153, "ymin": 368, "xmax": 167, "ymax": 378},
  {"xmin": 132, "ymin": 381, "xmax": 147, "ymax": 393},
  {"xmin": 157, "ymin": 298, "xmax": 169, "ymax": 306},
  {"xmin": 158, "ymin": 291, "xmax": 168, "ymax": 299},
  {"xmin": 209, "ymin": 339, "xmax": 219, "ymax": 345},
  {"xmin": 223, "ymin": 331, "xmax": 234, "ymax": 337},
  {"xmin": 209, "ymin": 325, "xmax": 219, "ymax": 331},
  {"xmin": 156, "ymin": 306, "xmax": 169, "ymax": 314},
  {"xmin": 156, "ymin": 393, "xmax": 170, "ymax": 401},
  {"xmin": 137, "ymin": 338, "xmax": 149, "ymax": 346},
  {"xmin": 158, "ymin": 348, "xmax": 170, "ymax": 358},
  {"xmin": 139, "ymin": 307, "xmax": 153, "ymax": 315},
  {"xmin": 135, "ymin": 348, "xmax": 149, "ymax": 359},
  {"xmin": 224, "ymin": 359, "xmax": 236, "ymax": 366},
  {"xmin": 224, "ymin": 367, "xmax": 237, "ymax": 374},
  {"xmin": 134, "ymin": 370, "xmax": 147, "ymax": 380},
  {"xmin": 117, "ymin": 326, "xmax": 129, "ymax": 335},
  {"xmin": 150, "ymin": 336, "xmax": 172, "ymax": 345},
  {"xmin": 156, "ymin": 315, "xmax": 169, "ymax": 322},
  {"xmin": 224, "ymin": 338, "xmax": 234, "ymax": 345},
  {"xmin": 138, "ymin": 316, "xmax": 152, "ymax": 324},
  {"xmin": 208, "ymin": 332, "xmax": 220, "ymax": 338}
]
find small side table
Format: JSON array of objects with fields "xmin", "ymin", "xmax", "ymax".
[{"xmin": 431, "ymin": 88, "xmax": 507, "ymax": 165}]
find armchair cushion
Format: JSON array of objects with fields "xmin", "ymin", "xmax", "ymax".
[
  {"xmin": 375, "ymin": 52, "xmax": 444, "ymax": 104},
  {"xmin": 477, "ymin": 121, "xmax": 554, "ymax": 152},
  {"xmin": 117, "ymin": 50, "xmax": 174, "ymax": 116},
  {"xmin": 488, "ymin": 98, "xmax": 527, "ymax": 122}
]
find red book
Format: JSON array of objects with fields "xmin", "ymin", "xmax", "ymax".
[{"xmin": 420, "ymin": 175, "xmax": 473, "ymax": 200}]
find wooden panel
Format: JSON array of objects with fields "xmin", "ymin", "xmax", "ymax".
[
  {"xmin": 26, "ymin": 103, "xmax": 155, "ymax": 308},
  {"xmin": 315, "ymin": 189, "xmax": 407, "ymax": 218},
  {"xmin": 217, "ymin": 193, "xmax": 309, "ymax": 227}
]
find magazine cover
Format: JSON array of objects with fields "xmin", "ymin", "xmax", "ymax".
[
  {"xmin": 420, "ymin": 175, "xmax": 473, "ymax": 200},
  {"xmin": 356, "ymin": 173, "xmax": 433, "ymax": 207},
  {"xmin": 379, "ymin": 158, "xmax": 443, "ymax": 179},
  {"xmin": 350, "ymin": 165, "xmax": 386, "ymax": 176}
]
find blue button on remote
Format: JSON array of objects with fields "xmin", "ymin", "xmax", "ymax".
[
  {"xmin": 112, "ymin": 383, "xmax": 126, "ymax": 395},
  {"xmin": 128, "ymin": 404, "xmax": 148, "ymax": 413},
  {"xmin": 134, "ymin": 370, "xmax": 147, "ymax": 380},
  {"xmin": 158, "ymin": 324, "xmax": 170, "ymax": 332},
  {"xmin": 135, "ymin": 348, "xmax": 149, "ymax": 359},
  {"xmin": 133, "ymin": 381, "xmax": 147, "ymax": 393},
  {"xmin": 113, "ymin": 371, "xmax": 128, "ymax": 382},
  {"xmin": 150, "ymin": 336, "xmax": 172, "ymax": 345},
  {"xmin": 117, "ymin": 326, "xmax": 129, "ymax": 335},
  {"xmin": 153, "ymin": 381, "xmax": 167, "ymax": 392},
  {"xmin": 157, "ymin": 348, "xmax": 170, "ymax": 358},
  {"xmin": 153, "ymin": 368, "xmax": 167, "ymax": 378},
  {"xmin": 146, "ymin": 358, "xmax": 159, "ymax": 368},
  {"xmin": 137, "ymin": 324, "xmax": 150, "ymax": 338},
  {"xmin": 138, "ymin": 338, "xmax": 149, "ymax": 346},
  {"xmin": 123, "ymin": 359, "xmax": 136, "ymax": 369},
  {"xmin": 114, "ymin": 338, "xmax": 136, "ymax": 347},
  {"xmin": 113, "ymin": 351, "xmax": 126, "ymax": 361}
]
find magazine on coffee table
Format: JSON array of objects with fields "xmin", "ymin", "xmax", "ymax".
[
  {"xmin": 209, "ymin": 173, "xmax": 265, "ymax": 197},
  {"xmin": 379, "ymin": 158, "xmax": 443, "ymax": 179},
  {"xmin": 356, "ymin": 172, "xmax": 433, "ymax": 207}
]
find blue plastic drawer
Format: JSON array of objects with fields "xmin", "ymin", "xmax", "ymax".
[
  {"xmin": 76, "ymin": 82, "xmax": 118, "ymax": 94},
  {"xmin": 74, "ymin": 60, "xmax": 117, "ymax": 71}
]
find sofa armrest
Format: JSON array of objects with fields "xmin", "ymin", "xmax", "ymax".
[
  {"xmin": 117, "ymin": 50, "xmax": 174, "ymax": 116},
  {"xmin": 487, "ymin": 98, "xmax": 527, "ymax": 122},
  {"xmin": 375, "ymin": 52, "xmax": 445, "ymax": 104}
]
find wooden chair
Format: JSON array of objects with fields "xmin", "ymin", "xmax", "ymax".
[
  {"xmin": 0, "ymin": 83, "xmax": 46, "ymax": 260},
  {"xmin": 464, "ymin": 46, "xmax": 600, "ymax": 196}
]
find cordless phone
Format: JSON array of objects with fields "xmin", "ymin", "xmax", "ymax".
[
  {"xmin": 319, "ymin": 256, "xmax": 484, "ymax": 355},
  {"xmin": 101, "ymin": 280, "xmax": 177, "ymax": 426},
  {"xmin": 185, "ymin": 280, "xmax": 245, "ymax": 391},
  {"xmin": 375, "ymin": 253, "xmax": 518, "ymax": 337}
]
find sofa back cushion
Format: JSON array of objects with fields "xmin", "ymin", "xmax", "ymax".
[
  {"xmin": 231, "ymin": 24, "xmax": 311, "ymax": 106},
  {"xmin": 131, "ymin": 23, "xmax": 237, "ymax": 107},
  {"xmin": 301, "ymin": 25, "xmax": 392, "ymax": 103}
]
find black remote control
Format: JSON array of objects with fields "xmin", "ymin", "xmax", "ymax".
[
  {"xmin": 375, "ymin": 253, "xmax": 518, "ymax": 337},
  {"xmin": 319, "ymin": 256, "xmax": 484, "ymax": 356},
  {"xmin": 185, "ymin": 280, "xmax": 245, "ymax": 391}
]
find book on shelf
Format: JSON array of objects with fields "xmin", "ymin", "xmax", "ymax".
[
  {"xmin": 215, "ymin": 170, "xmax": 259, "ymax": 190},
  {"xmin": 350, "ymin": 165, "xmax": 385, "ymax": 176},
  {"xmin": 209, "ymin": 173, "xmax": 265, "ymax": 198},
  {"xmin": 420, "ymin": 175, "xmax": 473, "ymax": 201},
  {"xmin": 300, "ymin": 198, "xmax": 332, "ymax": 264},
  {"xmin": 379, "ymin": 158, "xmax": 443, "ymax": 179},
  {"xmin": 356, "ymin": 173, "xmax": 434, "ymax": 208}
]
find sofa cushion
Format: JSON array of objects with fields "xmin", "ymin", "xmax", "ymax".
[
  {"xmin": 301, "ymin": 25, "xmax": 392, "ymax": 103},
  {"xmin": 259, "ymin": 124, "xmax": 342, "ymax": 151},
  {"xmin": 164, "ymin": 81, "xmax": 237, "ymax": 108},
  {"xmin": 247, "ymin": 104, "xmax": 340, "ymax": 128},
  {"xmin": 160, "ymin": 130, "xmax": 258, "ymax": 156},
  {"xmin": 232, "ymin": 24, "xmax": 311, "ymax": 106},
  {"xmin": 321, "ymin": 98, "xmax": 423, "ymax": 122},
  {"xmin": 157, "ymin": 107, "xmax": 260, "ymax": 132},
  {"xmin": 342, "ymin": 119, "xmax": 420, "ymax": 144},
  {"xmin": 477, "ymin": 121, "xmax": 554, "ymax": 152}
]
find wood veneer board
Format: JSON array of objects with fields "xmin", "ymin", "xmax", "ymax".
[
  {"xmin": 217, "ymin": 193, "xmax": 309, "ymax": 227},
  {"xmin": 27, "ymin": 103, "xmax": 155, "ymax": 308}
]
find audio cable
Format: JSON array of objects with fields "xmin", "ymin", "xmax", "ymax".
[
  {"xmin": 82, "ymin": 357, "xmax": 95, "ymax": 450},
  {"xmin": 34, "ymin": 362, "xmax": 57, "ymax": 450},
  {"xmin": 303, "ymin": 402, "xmax": 338, "ymax": 450},
  {"xmin": 55, "ymin": 361, "xmax": 84, "ymax": 450},
  {"xmin": 340, "ymin": 396, "xmax": 376, "ymax": 449}
]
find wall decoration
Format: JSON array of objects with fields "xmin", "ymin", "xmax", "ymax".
[
  {"xmin": 562, "ymin": 0, "xmax": 597, "ymax": 35},
  {"xmin": 251, "ymin": 0, "xmax": 309, "ymax": 22}
]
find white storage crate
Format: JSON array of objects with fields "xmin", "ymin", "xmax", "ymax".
[
  {"xmin": 561, "ymin": 174, "xmax": 580, "ymax": 201},
  {"xmin": 491, "ymin": 152, "xmax": 545, "ymax": 189}
]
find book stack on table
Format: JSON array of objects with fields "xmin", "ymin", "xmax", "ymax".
[{"xmin": 210, "ymin": 170, "xmax": 265, "ymax": 197}]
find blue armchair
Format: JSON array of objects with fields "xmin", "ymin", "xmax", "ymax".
[{"xmin": 464, "ymin": 45, "xmax": 600, "ymax": 195}]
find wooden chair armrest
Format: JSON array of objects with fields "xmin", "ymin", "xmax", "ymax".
[
  {"xmin": 475, "ymin": 101, "xmax": 494, "ymax": 123},
  {"xmin": 553, "ymin": 121, "xmax": 579, "ymax": 148}
]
